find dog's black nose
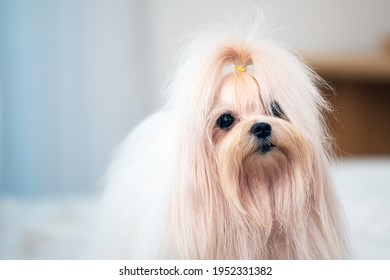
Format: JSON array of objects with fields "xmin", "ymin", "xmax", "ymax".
[{"xmin": 251, "ymin": 122, "xmax": 271, "ymax": 139}]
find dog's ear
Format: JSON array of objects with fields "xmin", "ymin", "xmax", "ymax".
[
  {"xmin": 170, "ymin": 138, "xmax": 219, "ymax": 259},
  {"xmin": 305, "ymin": 149, "xmax": 350, "ymax": 259}
]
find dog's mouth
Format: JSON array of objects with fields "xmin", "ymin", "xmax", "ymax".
[{"xmin": 255, "ymin": 139, "xmax": 276, "ymax": 154}]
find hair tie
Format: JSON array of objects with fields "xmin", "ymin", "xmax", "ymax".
[{"xmin": 235, "ymin": 65, "xmax": 246, "ymax": 73}]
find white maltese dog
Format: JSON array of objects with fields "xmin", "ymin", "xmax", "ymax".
[{"xmin": 91, "ymin": 20, "xmax": 349, "ymax": 259}]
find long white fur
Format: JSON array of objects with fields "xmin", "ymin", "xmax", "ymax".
[
  {"xmin": 90, "ymin": 112, "xmax": 177, "ymax": 258},
  {"xmin": 90, "ymin": 19, "xmax": 350, "ymax": 259}
]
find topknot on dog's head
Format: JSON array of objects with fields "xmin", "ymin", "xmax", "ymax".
[
  {"xmin": 162, "ymin": 16, "xmax": 262, "ymax": 110},
  {"xmin": 164, "ymin": 36, "xmax": 258, "ymax": 117}
]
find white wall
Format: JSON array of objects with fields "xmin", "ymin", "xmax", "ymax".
[{"xmin": 0, "ymin": 0, "xmax": 151, "ymax": 195}]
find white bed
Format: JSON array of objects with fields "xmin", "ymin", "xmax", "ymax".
[
  {"xmin": 0, "ymin": 157, "xmax": 389, "ymax": 259},
  {"xmin": 332, "ymin": 157, "xmax": 390, "ymax": 259}
]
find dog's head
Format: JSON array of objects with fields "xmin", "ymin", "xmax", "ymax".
[{"xmin": 168, "ymin": 35, "xmax": 347, "ymax": 259}]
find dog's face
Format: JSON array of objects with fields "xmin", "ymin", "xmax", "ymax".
[{"xmin": 209, "ymin": 71, "xmax": 312, "ymax": 209}]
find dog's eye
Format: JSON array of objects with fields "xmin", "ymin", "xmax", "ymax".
[
  {"xmin": 217, "ymin": 113, "xmax": 235, "ymax": 129},
  {"xmin": 271, "ymin": 101, "xmax": 284, "ymax": 118}
]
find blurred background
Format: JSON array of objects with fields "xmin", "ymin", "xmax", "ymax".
[{"xmin": 0, "ymin": 0, "xmax": 389, "ymax": 259}]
